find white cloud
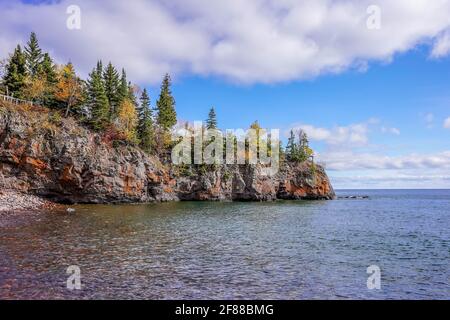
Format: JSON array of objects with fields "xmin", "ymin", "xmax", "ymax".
[
  {"xmin": 381, "ymin": 126, "xmax": 400, "ymax": 135},
  {"xmin": 425, "ymin": 113, "xmax": 434, "ymax": 123},
  {"xmin": 330, "ymin": 172, "xmax": 450, "ymax": 189},
  {"xmin": 288, "ymin": 120, "xmax": 449, "ymax": 188},
  {"xmin": 1, "ymin": 0, "xmax": 450, "ymax": 84},
  {"xmin": 444, "ymin": 117, "xmax": 450, "ymax": 129},
  {"xmin": 289, "ymin": 122, "xmax": 370, "ymax": 147},
  {"xmin": 430, "ymin": 31, "xmax": 450, "ymax": 58},
  {"xmin": 424, "ymin": 112, "xmax": 435, "ymax": 128},
  {"xmin": 320, "ymin": 150, "xmax": 450, "ymax": 171}
]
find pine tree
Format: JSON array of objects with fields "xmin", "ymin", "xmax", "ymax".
[
  {"xmin": 299, "ymin": 130, "xmax": 308, "ymax": 149},
  {"xmin": 103, "ymin": 62, "xmax": 120, "ymax": 120},
  {"xmin": 3, "ymin": 45, "xmax": 27, "ymax": 98},
  {"xmin": 86, "ymin": 66, "xmax": 109, "ymax": 130},
  {"xmin": 156, "ymin": 73, "xmax": 177, "ymax": 131},
  {"xmin": 128, "ymin": 82, "xmax": 138, "ymax": 107},
  {"xmin": 206, "ymin": 107, "xmax": 218, "ymax": 130},
  {"xmin": 95, "ymin": 60, "xmax": 103, "ymax": 79},
  {"xmin": 38, "ymin": 53, "xmax": 58, "ymax": 106},
  {"xmin": 39, "ymin": 53, "xmax": 57, "ymax": 85},
  {"xmin": 117, "ymin": 68, "xmax": 128, "ymax": 104},
  {"xmin": 298, "ymin": 130, "xmax": 313, "ymax": 161},
  {"xmin": 286, "ymin": 130, "xmax": 296, "ymax": 161},
  {"xmin": 285, "ymin": 130, "xmax": 313, "ymax": 162},
  {"xmin": 25, "ymin": 32, "xmax": 43, "ymax": 77},
  {"xmin": 138, "ymin": 89, "xmax": 155, "ymax": 152},
  {"xmin": 137, "ymin": 88, "xmax": 149, "ymax": 120}
]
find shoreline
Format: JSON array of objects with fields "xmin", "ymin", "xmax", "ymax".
[{"xmin": 0, "ymin": 190, "xmax": 62, "ymax": 216}]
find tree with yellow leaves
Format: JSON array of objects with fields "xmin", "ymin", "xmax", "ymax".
[
  {"xmin": 54, "ymin": 63, "xmax": 83, "ymax": 117},
  {"xmin": 116, "ymin": 98, "xmax": 139, "ymax": 143},
  {"xmin": 23, "ymin": 74, "xmax": 47, "ymax": 103}
]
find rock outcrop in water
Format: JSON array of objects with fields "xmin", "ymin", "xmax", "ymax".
[{"xmin": 0, "ymin": 103, "xmax": 335, "ymax": 204}]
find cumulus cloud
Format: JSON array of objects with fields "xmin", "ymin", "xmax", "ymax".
[
  {"xmin": 430, "ymin": 31, "xmax": 450, "ymax": 58},
  {"xmin": 444, "ymin": 117, "xmax": 450, "ymax": 129},
  {"xmin": 424, "ymin": 112, "xmax": 435, "ymax": 128},
  {"xmin": 381, "ymin": 126, "xmax": 400, "ymax": 135},
  {"xmin": 287, "ymin": 119, "xmax": 449, "ymax": 185},
  {"xmin": 288, "ymin": 122, "xmax": 370, "ymax": 147},
  {"xmin": 330, "ymin": 172, "xmax": 450, "ymax": 189},
  {"xmin": 320, "ymin": 150, "xmax": 450, "ymax": 171},
  {"xmin": 1, "ymin": 0, "xmax": 450, "ymax": 84}
]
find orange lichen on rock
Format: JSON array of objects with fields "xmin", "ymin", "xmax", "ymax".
[{"xmin": 20, "ymin": 156, "xmax": 48, "ymax": 172}]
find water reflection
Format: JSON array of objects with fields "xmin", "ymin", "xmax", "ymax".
[{"xmin": 0, "ymin": 191, "xmax": 449, "ymax": 299}]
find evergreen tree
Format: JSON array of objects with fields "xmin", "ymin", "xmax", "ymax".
[
  {"xmin": 156, "ymin": 73, "xmax": 177, "ymax": 131},
  {"xmin": 206, "ymin": 107, "xmax": 218, "ymax": 130},
  {"xmin": 118, "ymin": 68, "xmax": 129, "ymax": 104},
  {"xmin": 285, "ymin": 130, "xmax": 313, "ymax": 162},
  {"xmin": 38, "ymin": 53, "xmax": 58, "ymax": 106},
  {"xmin": 39, "ymin": 53, "xmax": 57, "ymax": 85},
  {"xmin": 286, "ymin": 130, "xmax": 297, "ymax": 161},
  {"xmin": 299, "ymin": 130, "xmax": 308, "ymax": 149},
  {"xmin": 249, "ymin": 120, "xmax": 263, "ymax": 158},
  {"xmin": 86, "ymin": 66, "xmax": 109, "ymax": 130},
  {"xmin": 138, "ymin": 89, "xmax": 155, "ymax": 152},
  {"xmin": 96, "ymin": 60, "xmax": 103, "ymax": 78},
  {"xmin": 128, "ymin": 82, "xmax": 138, "ymax": 107},
  {"xmin": 25, "ymin": 32, "xmax": 43, "ymax": 77},
  {"xmin": 137, "ymin": 88, "xmax": 149, "ymax": 120},
  {"xmin": 3, "ymin": 45, "xmax": 27, "ymax": 98},
  {"xmin": 103, "ymin": 62, "xmax": 120, "ymax": 119},
  {"xmin": 298, "ymin": 130, "xmax": 313, "ymax": 161}
]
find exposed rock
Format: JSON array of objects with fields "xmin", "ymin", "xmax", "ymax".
[{"xmin": 0, "ymin": 103, "xmax": 335, "ymax": 204}]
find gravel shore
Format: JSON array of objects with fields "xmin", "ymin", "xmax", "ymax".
[{"xmin": 0, "ymin": 190, "xmax": 60, "ymax": 214}]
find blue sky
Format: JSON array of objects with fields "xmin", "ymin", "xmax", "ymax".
[{"xmin": 1, "ymin": 0, "xmax": 450, "ymax": 188}]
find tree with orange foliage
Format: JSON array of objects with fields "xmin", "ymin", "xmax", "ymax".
[{"xmin": 54, "ymin": 63, "xmax": 83, "ymax": 117}]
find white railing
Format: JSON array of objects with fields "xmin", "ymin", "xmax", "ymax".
[{"xmin": 0, "ymin": 94, "xmax": 36, "ymax": 106}]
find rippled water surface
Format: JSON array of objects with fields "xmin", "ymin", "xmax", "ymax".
[{"xmin": 0, "ymin": 190, "xmax": 449, "ymax": 299}]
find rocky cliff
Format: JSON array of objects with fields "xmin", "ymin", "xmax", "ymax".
[{"xmin": 0, "ymin": 102, "xmax": 335, "ymax": 204}]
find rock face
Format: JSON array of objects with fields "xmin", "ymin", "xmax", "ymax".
[{"xmin": 0, "ymin": 103, "xmax": 335, "ymax": 204}]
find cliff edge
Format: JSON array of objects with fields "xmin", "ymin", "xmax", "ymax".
[{"xmin": 0, "ymin": 103, "xmax": 335, "ymax": 204}]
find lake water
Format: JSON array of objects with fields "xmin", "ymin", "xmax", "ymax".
[{"xmin": 0, "ymin": 189, "xmax": 449, "ymax": 300}]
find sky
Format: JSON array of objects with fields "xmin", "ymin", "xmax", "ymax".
[{"xmin": 1, "ymin": 0, "xmax": 450, "ymax": 189}]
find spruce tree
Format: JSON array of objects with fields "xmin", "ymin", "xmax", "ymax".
[
  {"xmin": 138, "ymin": 89, "xmax": 155, "ymax": 152},
  {"xmin": 206, "ymin": 107, "xmax": 218, "ymax": 130},
  {"xmin": 118, "ymin": 68, "xmax": 128, "ymax": 104},
  {"xmin": 128, "ymin": 82, "xmax": 138, "ymax": 107},
  {"xmin": 3, "ymin": 45, "xmax": 27, "ymax": 98},
  {"xmin": 286, "ymin": 130, "xmax": 296, "ymax": 161},
  {"xmin": 103, "ymin": 62, "xmax": 120, "ymax": 120},
  {"xmin": 156, "ymin": 73, "xmax": 177, "ymax": 131},
  {"xmin": 298, "ymin": 130, "xmax": 313, "ymax": 161},
  {"xmin": 25, "ymin": 32, "xmax": 43, "ymax": 77},
  {"xmin": 86, "ymin": 66, "xmax": 109, "ymax": 130},
  {"xmin": 96, "ymin": 60, "xmax": 103, "ymax": 78},
  {"xmin": 38, "ymin": 53, "xmax": 58, "ymax": 106}
]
